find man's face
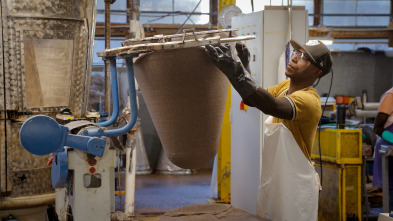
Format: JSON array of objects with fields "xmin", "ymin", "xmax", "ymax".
[{"xmin": 285, "ymin": 49, "xmax": 319, "ymax": 81}]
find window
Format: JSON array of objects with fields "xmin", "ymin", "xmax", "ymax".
[
  {"xmin": 93, "ymin": 38, "xmax": 125, "ymax": 66},
  {"xmin": 323, "ymin": 0, "xmax": 390, "ymax": 27},
  {"xmin": 237, "ymin": 0, "xmax": 314, "ymax": 25},
  {"xmin": 97, "ymin": 0, "xmax": 128, "ymax": 23},
  {"xmin": 140, "ymin": 0, "xmax": 210, "ymax": 25}
]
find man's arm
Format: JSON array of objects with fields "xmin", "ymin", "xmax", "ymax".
[
  {"xmin": 374, "ymin": 93, "xmax": 393, "ymax": 142},
  {"xmin": 244, "ymin": 88, "xmax": 294, "ymax": 120},
  {"xmin": 205, "ymin": 43, "xmax": 293, "ymax": 120},
  {"xmin": 374, "ymin": 112, "xmax": 389, "ymax": 137}
]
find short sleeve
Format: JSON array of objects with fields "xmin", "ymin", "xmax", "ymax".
[
  {"xmin": 287, "ymin": 89, "xmax": 321, "ymax": 121},
  {"xmin": 267, "ymin": 80, "xmax": 290, "ymax": 97}
]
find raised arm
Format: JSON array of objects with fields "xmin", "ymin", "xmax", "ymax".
[{"xmin": 205, "ymin": 43, "xmax": 293, "ymax": 120}]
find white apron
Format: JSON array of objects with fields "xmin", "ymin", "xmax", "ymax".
[{"xmin": 256, "ymin": 116, "xmax": 320, "ymax": 221}]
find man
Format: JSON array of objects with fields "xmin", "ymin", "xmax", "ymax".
[{"xmin": 205, "ymin": 40, "xmax": 333, "ymax": 220}]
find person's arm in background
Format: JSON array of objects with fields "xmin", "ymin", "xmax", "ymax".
[
  {"xmin": 374, "ymin": 91, "xmax": 393, "ymax": 142},
  {"xmin": 205, "ymin": 43, "xmax": 293, "ymax": 119}
]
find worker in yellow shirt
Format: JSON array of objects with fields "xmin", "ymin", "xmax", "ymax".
[{"xmin": 205, "ymin": 40, "xmax": 333, "ymax": 221}]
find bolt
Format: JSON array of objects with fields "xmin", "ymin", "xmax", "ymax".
[
  {"xmin": 89, "ymin": 167, "xmax": 96, "ymax": 174},
  {"xmin": 88, "ymin": 158, "xmax": 97, "ymax": 166}
]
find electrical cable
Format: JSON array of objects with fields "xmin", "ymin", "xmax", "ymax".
[{"xmin": 317, "ymin": 69, "xmax": 334, "ymax": 187}]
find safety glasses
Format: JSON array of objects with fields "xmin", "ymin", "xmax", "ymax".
[{"xmin": 292, "ymin": 49, "xmax": 310, "ymax": 63}]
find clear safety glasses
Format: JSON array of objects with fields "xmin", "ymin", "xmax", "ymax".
[{"xmin": 291, "ymin": 49, "xmax": 310, "ymax": 63}]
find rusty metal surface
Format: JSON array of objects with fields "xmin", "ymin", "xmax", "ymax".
[
  {"xmin": 6, "ymin": 121, "xmax": 53, "ymax": 197},
  {"xmin": 0, "ymin": 121, "xmax": 6, "ymax": 193},
  {"xmin": 97, "ymin": 29, "xmax": 256, "ymax": 57},
  {"xmin": 98, "ymin": 35, "xmax": 255, "ymax": 57},
  {"xmin": 5, "ymin": 0, "xmax": 82, "ymax": 19},
  {"xmin": 0, "ymin": 5, "xmax": 4, "ymax": 111},
  {"xmin": 0, "ymin": 0, "xmax": 97, "ymax": 200},
  {"xmin": 121, "ymin": 29, "xmax": 237, "ymax": 46},
  {"xmin": 1, "ymin": 0, "xmax": 95, "ymax": 117},
  {"xmin": 83, "ymin": 0, "xmax": 97, "ymax": 117},
  {"xmin": 0, "ymin": 1, "xmax": 4, "ymax": 193}
]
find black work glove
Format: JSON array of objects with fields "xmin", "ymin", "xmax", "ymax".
[
  {"xmin": 235, "ymin": 42, "xmax": 251, "ymax": 72},
  {"xmin": 205, "ymin": 43, "xmax": 258, "ymax": 99}
]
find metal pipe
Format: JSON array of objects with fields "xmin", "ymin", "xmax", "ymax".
[
  {"xmin": 129, "ymin": 0, "xmax": 141, "ymax": 39},
  {"xmin": 125, "ymin": 134, "xmax": 137, "ymax": 216},
  {"xmin": 97, "ymin": 9, "xmax": 211, "ymax": 15},
  {"xmin": 104, "ymin": 0, "xmax": 111, "ymax": 113},
  {"xmin": 125, "ymin": 2, "xmax": 140, "ymax": 216},
  {"xmin": 84, "ymin": 56, "xmax": 138, "ymax": 137},
  {"xmin": 96, "ymin": 58, "xmax": 119, "ymax": 127},
  {"xmin": 310, "ymin": 13, "xmax": 391, "ymax": 17},
  {"xmin": 354, "ymin": 109, "xmax": 378, "ymax": 118},
  {"xmin": 363, "ymin": 102, "xmax": 380, "ymax": 110},
  {"xmin": 130, "ymin": 0, "xmax": 140, "ymax": 21},
  {"xmin": 0, "ymin": 193, "xmax": 55, "ymax": 210},
  {"xmin": 104, "ymin": 56, "xmax": 138, "ymax": 137}
]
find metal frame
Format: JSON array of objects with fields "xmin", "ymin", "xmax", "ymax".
[
  {"xmin": 215, "ymin": 0, "xmax": 236, "ymax": 204},
  {"xmin": 312, "ymin": 128, "xmax": 363, "ymax": 165},
  {"xmin": 0, "ymin": 0, "xmax": 97, "ymax": 206}
]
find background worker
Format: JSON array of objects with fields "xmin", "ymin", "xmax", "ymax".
[
  {"xmin": 373, "ymin": 87, "xmax": 393, "ymax": 211},
  {"xmin": 205, "ymin": 40, "xmax": 333, "ymax": 220}
]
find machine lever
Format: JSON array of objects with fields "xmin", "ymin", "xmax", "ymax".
[{"xmin": 20, "ymin": 115, "xmax": 106, "ymax": 157}]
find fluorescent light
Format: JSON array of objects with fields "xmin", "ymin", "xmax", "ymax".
[{"xmin": 319, "ymin": 39, "xmax": 333, "ymax": 45}]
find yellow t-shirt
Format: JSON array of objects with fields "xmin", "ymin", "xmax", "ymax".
[{"xmin": 267, "ymin": 79, "xmax": 321, "ymax": 161}]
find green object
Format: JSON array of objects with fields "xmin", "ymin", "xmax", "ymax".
[
  {"xmin": 382, "ymin": 130, "xmax": 393, "ymax": 143},
  {"xmin": 362, "ymin": 133, "xmax": 366, "ymax": 140}
]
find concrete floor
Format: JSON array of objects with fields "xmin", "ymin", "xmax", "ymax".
[
  {"xmin": 115, "ymin": 168, "xmax": 213, "ymax": 220},
  {"xmin": 114, "ymin": 168, "xmax": 385, "ymax": 220}
]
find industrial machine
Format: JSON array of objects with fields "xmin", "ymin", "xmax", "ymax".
[
  {"xmin": 312, "ymin": 93, "xmax": 382, "ymax": 220},
  {"xmin": 19, "ymin": 53, "xmax": 139, "ymax": 221},
  {"xmin": 312, "ymin": 92, "xmax": 379, "ymax": 220},
  {"xmin": 15, "ymin": 29, "xmax": 254, "ymax": 221},
  {"xmin": 0, "ymin": 0, "xmax": 96, "ymax": 220},
  {"xmin": 312, "ymin": 128, "xmax": 363, "ymax": 221}
]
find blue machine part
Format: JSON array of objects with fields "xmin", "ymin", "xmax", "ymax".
[
  {"xmin": 20, "ymin": 115, "xmax": 106, "ymax": 157},
  {"xmin": 20, "ymin": 115, "xmax": 67, "ymax": 155},
  {"xmin": 18, "ymin": 54, "xmax": 140, "ymax": 190},
  {"xmin": 51, "ymin": 151, "xmax": 69, "ymax": 188},
  {"xmin": 97, "ymin": 101, "xmax": 109, "ymax": 122},
  {"xmin": 84, "ymin": 55, "xmax": 138, "ymax": 137},
  {"xmin": 96, "ymin": 57, "xmax": 118, "ymax": 127}
]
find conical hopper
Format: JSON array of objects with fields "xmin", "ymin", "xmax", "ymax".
[{"xmin": 134, "ymin": 47, "xmax": 229, "ymax": 169}]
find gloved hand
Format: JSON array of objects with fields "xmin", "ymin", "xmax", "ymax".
[
  {"xmin": 235, "ymin": 42, "xmax": 250, "ymax": 71},
  {"xmin": 205, "ymin": 43, "xmax": 258, "ymax": 99}
]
